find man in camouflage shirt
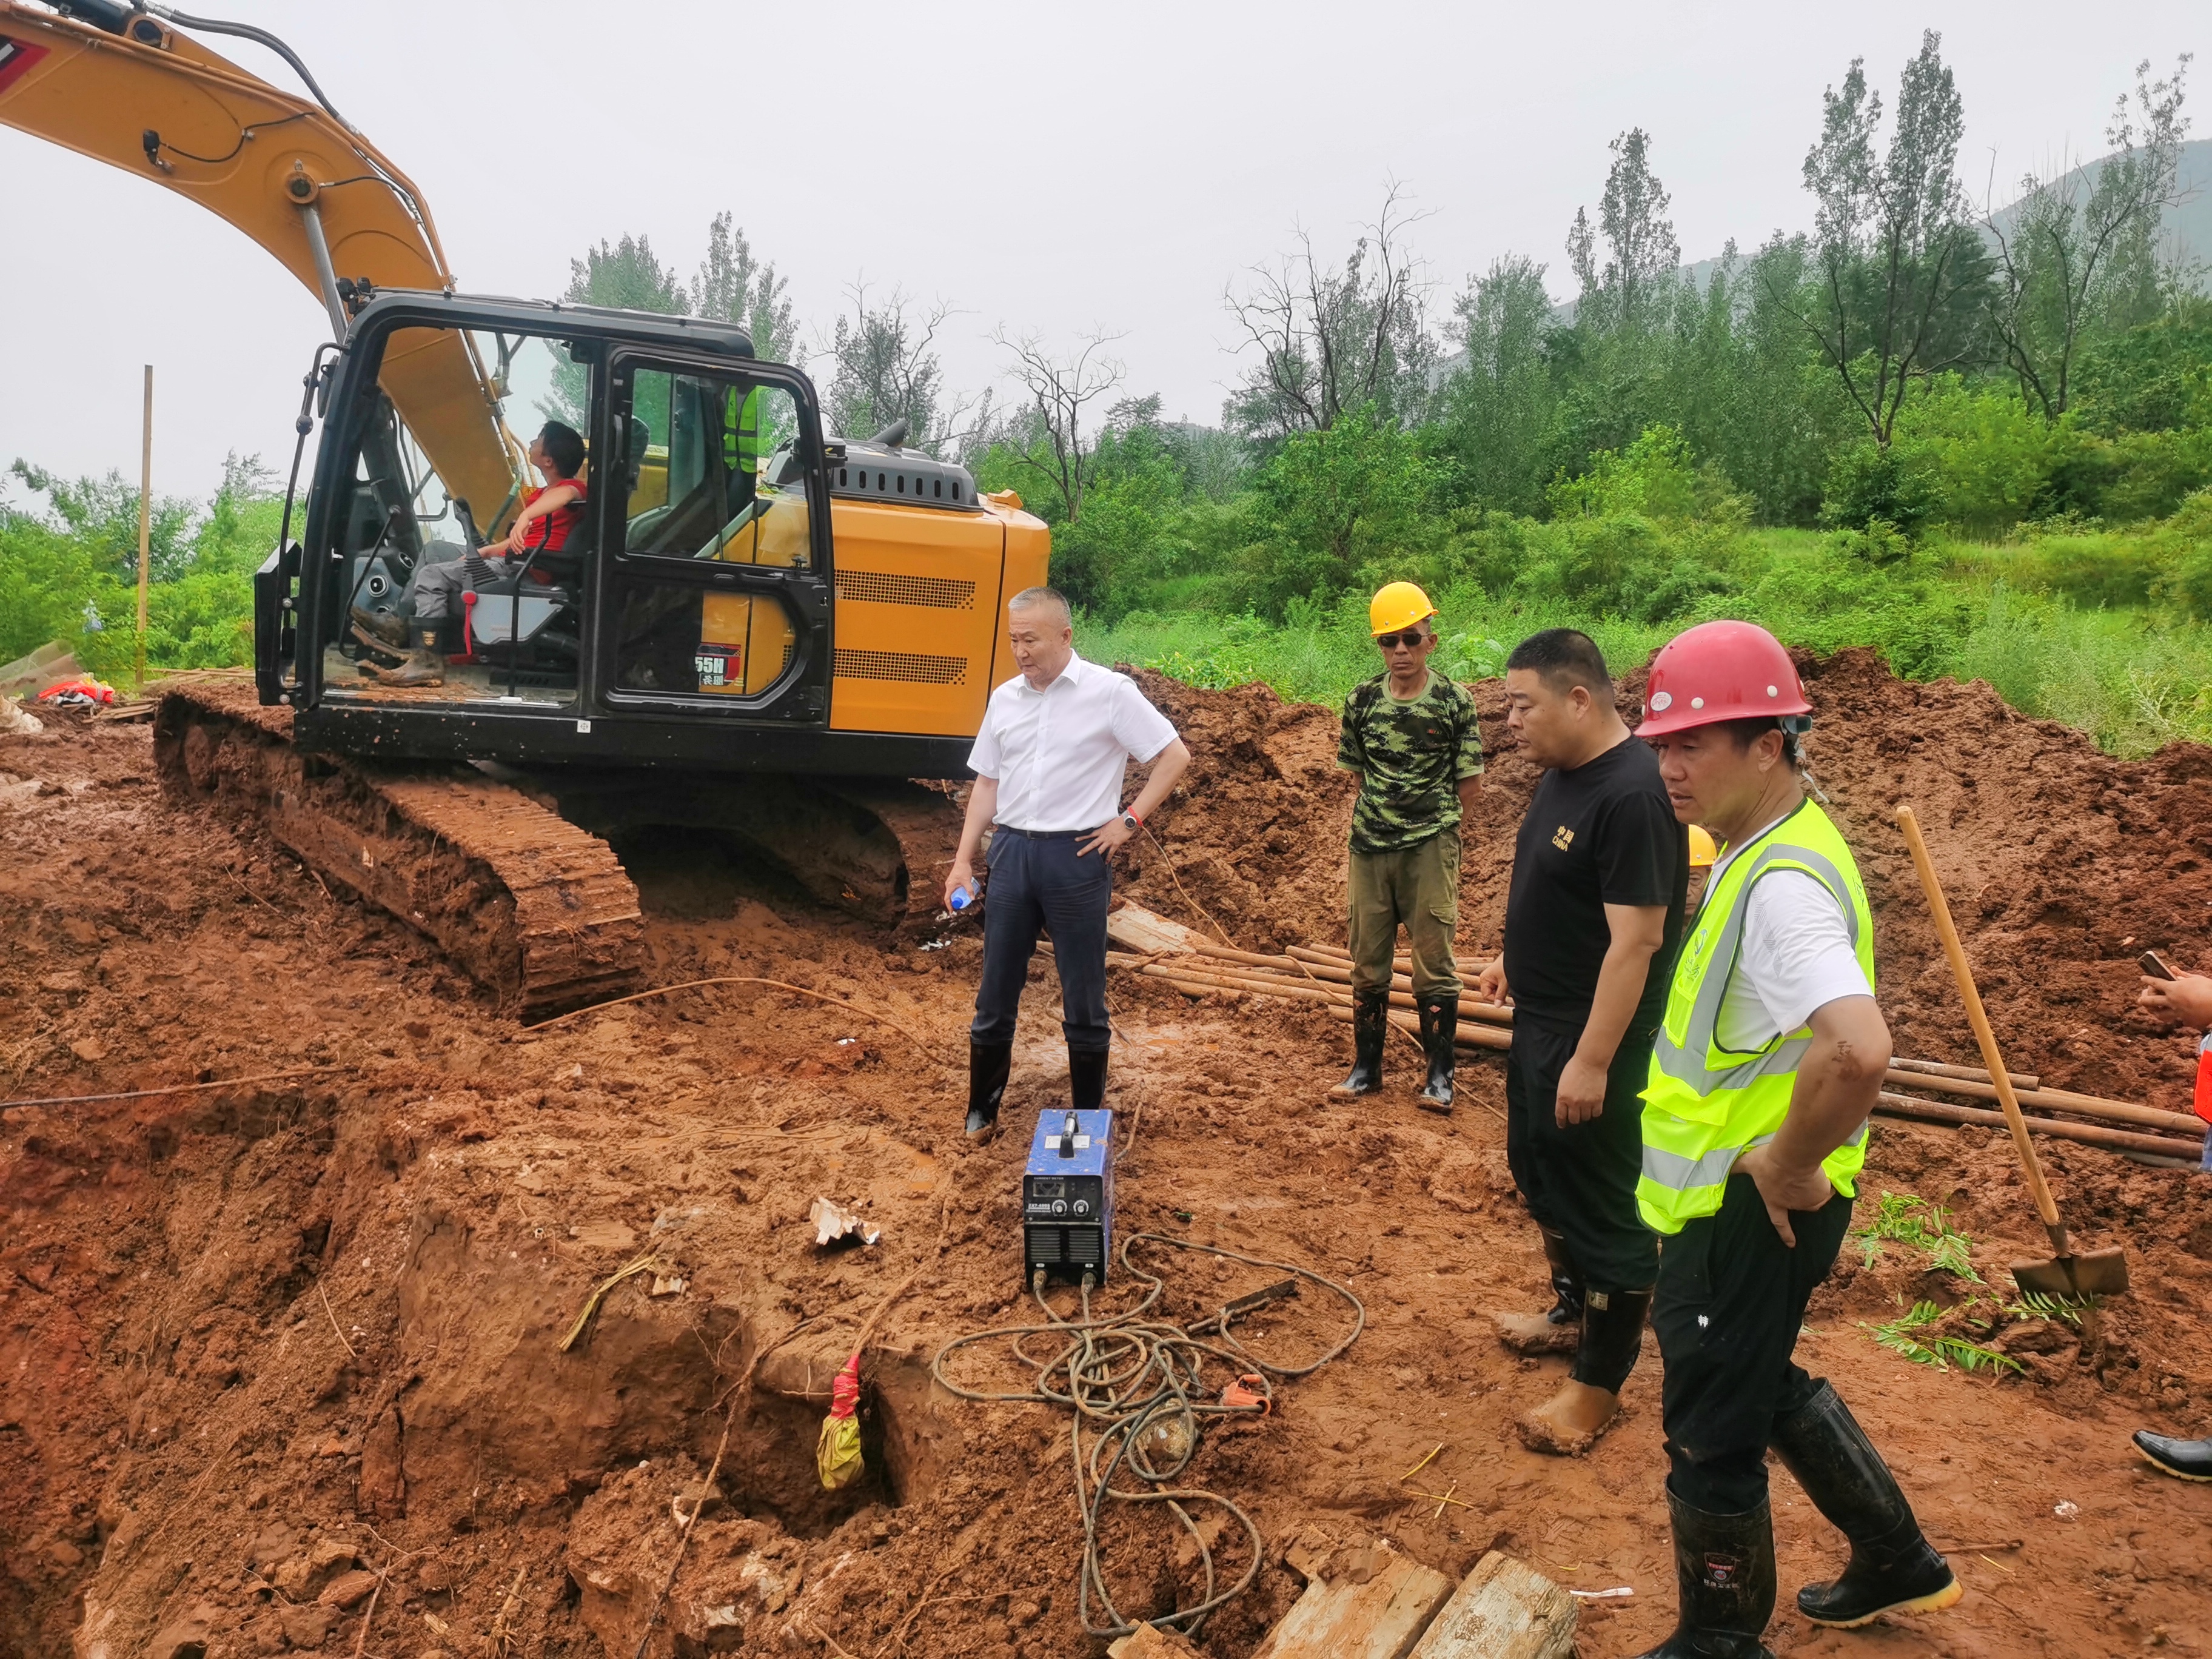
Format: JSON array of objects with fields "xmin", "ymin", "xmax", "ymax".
[{"xmin": 1332, "ymin": 582, "xmax": 1485, "ymax": 1110}]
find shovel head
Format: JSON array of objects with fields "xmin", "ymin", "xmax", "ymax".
[{"xmin": 2010, "ymin": 1245, "xmax": 2131, "ymax": 1300}]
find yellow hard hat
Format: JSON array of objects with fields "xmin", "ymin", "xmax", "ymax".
[
  {"xmin": 1688, "ymin": 824, "xmax": 1718, "ymax": 869},
  {"xmin": 1370, "ymin": 581, "xmax": 1437, "ymax": 636}
]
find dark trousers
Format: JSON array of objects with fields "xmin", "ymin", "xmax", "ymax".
[
  {"xmin": 971, "ymin": 829, "xmax": 1111, "ymax": 1054},
  {"xmin": 1654, "ymin": 1173, "xmax": 1855, "ymax": 1512},
  {"xmin": 1504, "ymin": 1017, "xmax": 1660, "ymax": 1292}
]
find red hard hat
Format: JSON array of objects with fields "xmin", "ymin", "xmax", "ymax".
[{"xmin": 1636, "ymin": 620, "xmax": 1812, "ymax": 737}]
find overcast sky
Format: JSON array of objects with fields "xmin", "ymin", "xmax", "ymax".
[{"xmin": 0, "ymin": 0, "xmax": 2201, "ymax": 507}]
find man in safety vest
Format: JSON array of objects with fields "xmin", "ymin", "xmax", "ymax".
[{"xmin": 1631, "ymin": 621, "xmax": 1959, "ymax": 1658}]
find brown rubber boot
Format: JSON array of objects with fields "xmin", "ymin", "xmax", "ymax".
[
  {"xmin": 1493, "ymin": 1225, "xmax": 1584, "ymax": 1355},
  {"xmin": 350, "ymin": 605, "xmax": 409, "ymax": 646},
  {"xmin": 1517, "ymin": 1287, "xmax": 1652, "ymax": 1455},
  {"xmin": 364, "ymin": 625, "xmax": 447, "ymax": 688}
]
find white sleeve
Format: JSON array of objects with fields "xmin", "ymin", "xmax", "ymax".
[
  {"xmin": 1738, "ymin": 870, "xmax": 1873, "ymax": 1036},
  {"xmin": 966, "ymin": 691, "xmax": 1004, "ymax": 779},
  {"xmin": 1111, "ymin": 675, "xmax": 1179, "ymax": 763}
]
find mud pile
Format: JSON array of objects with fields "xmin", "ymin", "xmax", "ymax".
[{"xmin": 2, "ymin": 656, "xmax": 2211, "ymax": 1659}]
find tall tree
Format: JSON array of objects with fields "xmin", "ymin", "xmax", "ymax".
[
  {"xmin": 1569, "ymin": 129, "xmax": 1680, "ymax": 333},
  {"xmin": 1983, "ymin": 55, "xmax": 2193, "ymax": 420},
  {"xmin": 1438, "ymin": 254, "xmax": 1558, "ymax": 513},
  {"xmin": 822, "ymin": 285, "xmax": 951, "ymax": 448},
  {"xmin": 1224, "ymin": 184, "xmax": 1437, "ymax": 440},
  {"xmin": 691, "ymin": 212, "xmax": 798, "ymax": 364},
  {"xmin": 992, "ymin": 327, "xmax": 1127, "ymax": 525},
  {"xmin": 1789, "ymin": 31, "xmax": 1978, "ymax": 448}
]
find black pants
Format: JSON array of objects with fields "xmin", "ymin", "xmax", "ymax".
[
  {"xmin": 1654, "ymin": 1172, "xmax": 1855, "ymax": 1512},
  {"xmin": 970, "ymin": 828, "xmax": 1111, "ymax": 1054},
  {"xmin": 1504, "ymin": 1016, "xmax": 1660, "ymax": 1292}
]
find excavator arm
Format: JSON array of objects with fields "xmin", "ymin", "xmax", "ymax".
[{"xmin": 0, "ymin": 0, "xmax": 520, "ymax": 526}]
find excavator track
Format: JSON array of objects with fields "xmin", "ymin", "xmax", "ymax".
[{"xmin": 153, "ymin": 683, "xmax": 644, "ymax": 1014}]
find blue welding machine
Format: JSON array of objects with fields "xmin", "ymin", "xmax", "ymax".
[{"xmin": 1022, "ymin": 1108, "xmax": 1114, "ymax": 1285}]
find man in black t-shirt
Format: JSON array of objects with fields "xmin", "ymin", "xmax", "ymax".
[{"xmin": 1475, "ymin": 628, "xmax": 1687, "ymax": 1456}]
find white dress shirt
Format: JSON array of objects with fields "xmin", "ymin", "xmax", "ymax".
[{"xmin": 967, "ymin": 653, "xmax": 1178, "ymax": 831}]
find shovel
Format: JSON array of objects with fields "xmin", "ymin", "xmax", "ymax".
[{"xmin": 1895, "ymin": 806, "xmax": 2130, "ymax": 1300}]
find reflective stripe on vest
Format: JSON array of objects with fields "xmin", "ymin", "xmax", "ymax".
[{"xmin": 1637, "ymin": 799, "xmax": 1877, "ymax": 1233}]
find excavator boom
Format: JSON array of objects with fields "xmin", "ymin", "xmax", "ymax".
[{"xmin": 0, "ymin": 0, "xmax": 518, "ymax": 524}]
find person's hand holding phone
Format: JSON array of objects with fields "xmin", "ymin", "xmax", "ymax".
[{"xmin": 2137, "ymin": 959, "xmax": 2212, "ymax": 1028}]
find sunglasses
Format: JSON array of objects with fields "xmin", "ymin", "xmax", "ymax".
[{"xmin": 1374, "ymin": 630, "xmax": 1430, "ymax": 650}]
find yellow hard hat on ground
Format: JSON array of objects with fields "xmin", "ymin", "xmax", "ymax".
[
  {"xmin": 1688, "ymin": 824, "xmax": 1718, "ymax": 869},
  {"xmin": 1370, "ymin": 581, "xmax": 1437, "ymax": 636}
]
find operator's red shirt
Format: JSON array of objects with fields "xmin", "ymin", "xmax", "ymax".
[{"xmin": 516, "ymin": 477, "xmax": 588, "ymax": 571}]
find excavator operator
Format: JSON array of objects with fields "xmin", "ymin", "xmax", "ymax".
[{"xmin": 354, "ymin": 421, "xmax": 589, "ymax": 687}]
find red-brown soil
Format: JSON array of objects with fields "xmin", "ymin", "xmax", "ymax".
[{"xmin": 2, "ymin": 654, "xmax": 2210, "ymax": 1659}]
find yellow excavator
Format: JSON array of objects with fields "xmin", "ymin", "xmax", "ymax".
[{"xmin": 1, "ymin": 0, "xmax": 1051, "ymax": 1009}]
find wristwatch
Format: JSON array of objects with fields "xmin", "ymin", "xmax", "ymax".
[{"xmin": 1122, "ymin": 811, "xmax": 1142, "ymax": 833}]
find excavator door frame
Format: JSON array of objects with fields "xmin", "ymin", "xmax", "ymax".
[{"xmin": 589, "ymin": 347, "xmax": 834, "ymax": 728}]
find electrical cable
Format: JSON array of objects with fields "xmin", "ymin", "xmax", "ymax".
[
  {"xmin": 931, "ymin": 1232, "xmax": 1364, "ymax": 1642},
  {"xmin": 144, "ymin": 107, "xmax": 308, "ymax": 166}
]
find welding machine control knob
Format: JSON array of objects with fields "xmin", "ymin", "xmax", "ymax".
[
  {"xmin": 1053, "ymin": 1199, "xmax": 1067, "ymax": 1215},
  {"xmin": 1074, "ymin": 1200, "xmax": 1090, "ymax": 1215}
]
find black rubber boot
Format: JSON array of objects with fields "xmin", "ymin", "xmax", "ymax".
[
  {"xmin": 1771, "ymin": 1381, "xmax": 1961, "ymax": 1627},
  {"xmin": 2135, "ymin": 1431, "xmax": 2212, "ymax": 1481},
  {"xmin": 1329, "ymin": 990, "xmax": 1386, "ymax": 1098},
  {"xmin": 1415, "ymin": 994, "xmax": 1457, "ymax": 1110},
  {"xmin": 1631, "ymin": 1492, "xmax": 1777, "ymax": 1658},
  {"xmin": 965, "ymin": 1039, "xmax": 1013, "ymax": 1138},
  {"xmin": 1493, "ymin": 1224, "xmax": 1584, "ymax": 1355},
  {"xmin": 1068, "ymin": 1047, "xmax": 1107, "ymax": 1114},
  {"xmin": 1572, "ymin": 1285, "xmax": 1654, "ymax": 1393}
]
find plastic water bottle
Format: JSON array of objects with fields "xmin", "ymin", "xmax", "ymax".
[{"xmin": 948, "ymin": 883, "xmax": 974, "ymax": 913}]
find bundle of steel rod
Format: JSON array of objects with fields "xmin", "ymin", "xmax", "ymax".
[{"xmin": 1108, "ymin": 928, "xmax": 2208, "ymax": 1156}]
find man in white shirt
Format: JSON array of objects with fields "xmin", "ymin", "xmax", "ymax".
[
  {"xmin": 947, "ymin": 587, "xmax": 1191, "ymax": 1138},
  {"xmin": 1629, "ymin": 620, "xmax": 1957, "ymax": 1658}
]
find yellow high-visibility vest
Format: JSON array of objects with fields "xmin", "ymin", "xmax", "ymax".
[{"xmin": 1638, "ymin": 798, "xmax": 1877, "ymax": 1234}]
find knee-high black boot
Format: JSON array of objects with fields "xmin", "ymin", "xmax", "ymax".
[
  {"xmin": 1770, "ymin": 1381, "xmax": 1960, "ymax": 1627},
  {"xmin": 1631, "ymin": 1492, "xmax": 1777, "ymax": 1658},
  {"xmin": 1068, "ymin": 1047, "xmax": 1107, "ymax": 1114},
  {"xmin": 965, "ymin": 1039, "xmax": 1013, "ymax": 1138},
  {"xmin": 1329, "ymin": 990, "xmax": 1387, "ymax": 1098},
  {"xmin": 1415, "ymin": 994, "xmax": 1458, "ymax": 1110}
]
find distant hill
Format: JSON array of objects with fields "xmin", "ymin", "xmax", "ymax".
[{"xmin": 1675, "ymin": 136, "xmax": 2211, "ymax": 297}]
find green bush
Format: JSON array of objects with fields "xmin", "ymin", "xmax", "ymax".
[{"xmin": 1820, "ymin": 441, "xmax": 1938, "ymax": 537}]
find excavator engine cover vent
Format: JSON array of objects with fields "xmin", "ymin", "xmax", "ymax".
[
  {"xmin": 834, "ymin": 649, "xmax": 967, "ymax": 685},
  {"xmin": 824, "ymin": 438, "xmax": 981, "ymax": 512},
  {"xmin": 1024, "ymin": 1109, "xmax": 1113, "ymax": 1286},
  {"xmin": 834, "ymin": 570, "xmax": 977, "ymax": 610}
]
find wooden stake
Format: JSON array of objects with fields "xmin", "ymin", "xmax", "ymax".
[{"xmin": 136, "ymin": 364, "xmax": 152, "ymax": 691}]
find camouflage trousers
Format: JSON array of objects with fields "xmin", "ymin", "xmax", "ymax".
[{"xmin": 1346, "ymin": 830, "xmax": 1461, "ymax": 1000}]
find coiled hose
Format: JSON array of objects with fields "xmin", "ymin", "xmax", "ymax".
[{"xmin": 931, "ymin": 1232, "xmax": 1364, "ymax": 1641}]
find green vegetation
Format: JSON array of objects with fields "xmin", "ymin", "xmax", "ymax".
[
  {"xmin": 1, "ymin": 455, "xmax": 281, "ymax": 684},
  {"xmin": 1850, "ymin": 1191, "xmax": 1983, "ymax": 1281},
  {"xmin": 1862, "ymin": 1298, "xmax": 2024, "ymax": 1377}
]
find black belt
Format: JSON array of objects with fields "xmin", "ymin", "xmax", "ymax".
[{"xmin": 998, "ymin": 825, "xmax": 1102, "ymax": 840}]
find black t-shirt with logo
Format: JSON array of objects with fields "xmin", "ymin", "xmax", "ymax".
[{"xmin": 1503, "ymin": 736, "xmax": 1689, "ymax": 1036}]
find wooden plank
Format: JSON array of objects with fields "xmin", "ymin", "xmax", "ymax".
[
  {"xmin": 1106, "ymin": 900, "xmax": 1212, "ymax": 957},
  {"xmin": 1406, "ymin": 1552, "xmax": 1576, "ymax": 1659},
  {"xmin": 1251, "ymin": 1549, "xmax": 1454, "ymax": 1659}
]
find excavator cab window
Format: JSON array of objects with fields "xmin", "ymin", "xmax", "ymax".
[
  {"xmin": 318, "ymin": 323, "xmax": 588, "ymax": 708},
  {"xmin": 609, "ymin": 366, "xmax": 816, "ymax": 700}
]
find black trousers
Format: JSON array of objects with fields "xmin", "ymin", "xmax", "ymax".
[
  {"xmin": 1504, "ymin": 1016, "xmax": 1661, "ymax": 1292},
  {"xmin": 1654, "ymin": 1172, "xmax": 1855, "ymax": 1512},
  {"xmin": 970, "ymin": 828, "xmax": 1111, "ymax": 1054}
]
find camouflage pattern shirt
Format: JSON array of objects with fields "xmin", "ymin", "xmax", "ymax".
[{"xmin": 1338, "ymin": 671, "xmax": 1486, "ymax": 854}]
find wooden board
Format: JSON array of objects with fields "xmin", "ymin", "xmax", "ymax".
[
  {"xmin": 1106, "ymin": 900, "xmax": 1211, "ymax": 957},
  {"xmin": 1406, "ymin": 1552, "xmax": 1576, "ymax": 1659},
  {"xmin": 1250, "ymin": 1549, "xmax": 1455, "ymax": 1659}
]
